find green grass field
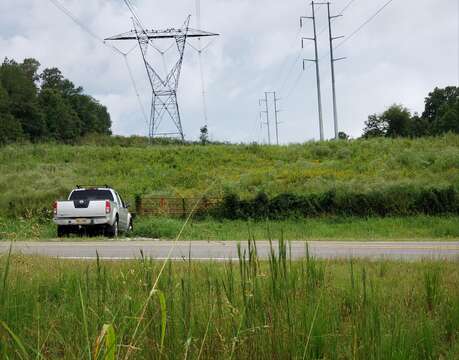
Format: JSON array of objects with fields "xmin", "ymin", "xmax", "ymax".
[
  {"xmin": 1, "ymin": 215, "xmax": 459, "ymax": 241},
  {"xmin": 0, "ymin": 241, "xmax": 457, "ymax": 359},
  {"xmin": 1, "ymin": 135, "xmax": 458, "ymax": 217}
]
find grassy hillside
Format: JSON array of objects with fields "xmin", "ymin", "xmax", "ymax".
[{"xmin": 0, "ymin": 134, "xmax": 458, "ymax": 217}]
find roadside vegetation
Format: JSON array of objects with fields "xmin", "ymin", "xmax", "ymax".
[
  {"xmin": 1, "ymin": 134, "xmax": 458, "ymax": 240},
  {"xmin": 2, "ymin": 215, "xmax": 459, "ymax": 241},
  {"xmin": 0, "ymin": 240, "xmax": 457, "ymax": 359},
  {"xmin": 1, "ymin": 134, "xmax": 458, "ymax": 217},
  {"xmin": 1, "ymin": 78, "xmax": 458, "ymax": 239}
]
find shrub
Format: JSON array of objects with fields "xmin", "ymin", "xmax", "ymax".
[
  {"xmin": 218, "ymin": 193, "xmax": 240, "ymax": 220},
  {"xmin": 212, "ymin": 186, "xmax": 459, "ymax": 220}
]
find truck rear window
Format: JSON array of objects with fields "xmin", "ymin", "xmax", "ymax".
[{"xmin": 69, "ymin": 190, "xmax": 114, "ymax": 201}]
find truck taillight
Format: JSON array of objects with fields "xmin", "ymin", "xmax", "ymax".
[
  {"xmin": 105, "ymin": 200, "xmax": 111, "ymax": 214},
  {"xmin": 53, "ymin": 201, "xmax": 57, "ymax": 215}
]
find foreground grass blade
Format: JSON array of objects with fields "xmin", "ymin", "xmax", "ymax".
[
  {"xmin": 79, "ymin": 285, "xmax": 92, "ymax": 360},
  {"xmin": 94, "ymin": 324, "xmax": 116, "ymax": 360},
  {"xmin": 154, "ymin": 290, "xmax": 167, "ymax": 354},
  {"xmin": 0, "ymin": 320, "xmax": 29, "ymax": 360},
  {"xmin": 1, "ymin": 243, "xmax": 13, "ymax": 305}
]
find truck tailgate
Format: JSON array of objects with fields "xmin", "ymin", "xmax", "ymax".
[{"xmin": 56, "ymin": 200, "xmax": 107, "ymax": 218}]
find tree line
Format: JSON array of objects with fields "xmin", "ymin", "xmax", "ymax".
[
  {"xmin": 0, "ymin": 57, "xmax": 111, "ymax": 145},
  {"xmin": 362, "ymin": 86, "xmax": 458, "ymax": 138},
  {"xmin": 0, "ymin": 57, "xmax": 456, "ymax": 145}
]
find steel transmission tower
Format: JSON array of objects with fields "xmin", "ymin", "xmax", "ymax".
[
  {"xmin": 259, "ymin": 92, "xmax": 282, "ymax": 145},
  {"xmin": 301, "ymin": 1, "xmax": 324, "ymax": 141},
  {"xmin": 273, "ymin": 92, "xmax": 281, "ymax": 145},
  {"xmin": 106, "ymin": 17, "xmax": 218, "ymax": 141},
  {"xmin": 259, "ymin": 93, "xmax": 271, "ymax": 145},
  {"xmin": 326, "ymin": 2, "xmax": 346, "ymax": 140}
]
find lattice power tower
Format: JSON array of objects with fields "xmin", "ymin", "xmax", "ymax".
[{"xmin": 106, "ymin": 16, "xmax": 218, "ymax": 140}]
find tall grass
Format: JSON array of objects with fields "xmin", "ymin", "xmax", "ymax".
[
  {"xmin": 0, "ymin": 242, "xmax": 457, "ymax": 358},
  {"xmin": 1, "ymin": 135, "xmax": 458, "ymax": 217},
  {"xmin": 2, "ymin": 215, "xmax": 459, "ymax": 241}
]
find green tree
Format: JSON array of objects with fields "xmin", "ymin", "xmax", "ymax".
[
  {"xmin": 362, "ymin": 114, "xmax": 387, "ymax": 138},
  {"xmin": 422, "ymin": 86, "xmax": 459, "ymax": 124},
  {"xmin": 40, "ymin": 67, "xmax": 64, "ymax": 90},
  {"xmin": 436, "ymin": 99, "xmax": 459, "ymax": 134},
  {"xmin": 0, "ymin": 58, "xmax": 46, "ymax": 141},
  {"xmin": 363, "ymin": 105, "xmax": 412, "ymax": 138},
  {"xmin": 39, "ymin": 88, "xmax": 80, "ymax": 142},
  {"xmin": 93, "ymin": 103, "xmax": 111, "ymax": 135},
  {"xmin": 70, "ymin": 94, "xmax": 111, "ymax": 136},
  {"xmin": 0, "ymin": 57, "xmax": 111, "ymax": 143},
  {"xmin": 383, "ymin": 104, "xmax": 412, "ymax": 138},
  {"xmin": 409, "ymin": 114, "xmax": 430, "ymax": 137},
  {"xmin": 20, "ymin": 58, "xmax": 41, "ymax": 83},
  {"xmin": 0, "ymin": 83, "xmax": 23, "ymax": 145}
]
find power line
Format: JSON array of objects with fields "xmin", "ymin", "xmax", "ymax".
[
  {"xmin": 48, "ymin": 0, "xmax": 125, "ymax": 56},
  {"xmin": 123, "ymin": 53, "xmax": 149, "ymax": 128},
  {"xmin": 122, "ymin": 0, "xmax": 147, "ymax": 34},
  {"xmin": 283, "ymin": 0, "xmax": 396, "ymax": 101},
  {"xmin": 282, "ymin": 0, "xmax": 359, "ymax": 100},
  {"xmin": 195, "ymin": 0, "xmax": 209, "ymax": 127},
  {"xmin": 285, "ymin": 71, "xmax": 304, "ymax": 100},
  {"xmin": 273, "ymin": 1, "xmax": 327, "ymax": 96},
  {"xmin": 259, "ymin": 93, "xmax": 271, "ymax": 144},
  {"xmin": 279, "ymin": 50, "xmax": 302, "ymax": 94},
  {"xmin": 122, "ymin": 0, "xmax": 172, "ymax": 56},
  {"xmin": 279, "ymin": 0, "xmax": 358, "ymax": 95},
  {"xmin": 276, "ymin": 28, "xmax": 302, "ymax": 90},
  {"xmin": 301, "ymin": 1, "xmax": 325, "ymax": 141},
  {"xmin": 48, "ymin": 0, "xmax": 102, "ymax": 43},
  {"xmin": 339, "ymin": 0, "xmax": 358, "ymax": 15},
  {"xmin": 47, "ymin": 0, "xmax": 151, "ymax": 134},
  {"xmin": 335, "ymin": 0, "xmax": 396, "ymax": 50},
  {"xmin": 315, "ymin": 0, "xmax": 357, "ymax": 37},
  {"xmin": 327, "ymin": 2, "xmax": 346, "ymax": 140}
]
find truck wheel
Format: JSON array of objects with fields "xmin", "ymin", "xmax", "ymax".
[
  {"xmin": 57, "ymin": 226, "xmax": 67, "ymax": 238},
  {"xmin": 106, "ymin": 219, "xmax": 119, "ymax": 238}
]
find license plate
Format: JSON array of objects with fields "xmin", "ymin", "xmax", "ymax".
[{"xmin": 76, "ymin": 219, "xmax": 88, "ymax": 224}]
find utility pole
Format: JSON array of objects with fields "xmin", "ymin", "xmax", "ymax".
[
  {"xmin": 195, "ymin": 0, "xmax": 209, "ymax": 127},
  {"xmin": 327, "ymin": 2, "xmax": 346, "ymax": 140},
  {"xmin": 259, "ymin": 93, "xmax": 271, "ymax": 144},
  {"xmin": 260, "ymin": 92, "xmax": 281, "ymax": 145},
  {"xmin": 301, "ymin": 1, "xmax": 324, "ymax": 141},
  {"xmin": 273, "ymin": 92, "xmax": 281, "ymax": 145}
]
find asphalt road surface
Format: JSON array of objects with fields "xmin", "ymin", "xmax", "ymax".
[{"xmin": 0, "ymin": 240, "xmax": 458, "ymax": 261}]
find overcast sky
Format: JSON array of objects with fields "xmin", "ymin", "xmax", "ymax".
[{"xmin": 1, "ymin": 0, "xmax": 458, "ymax": 143}]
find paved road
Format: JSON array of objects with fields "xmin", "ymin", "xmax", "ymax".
[{"xmin": 0, "ymin": 240, "xmax": 458, "ymax": 261}]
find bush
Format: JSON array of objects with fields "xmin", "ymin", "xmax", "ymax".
[{"xmin": 212, "ymin": 186, "xmax": 459, "ymax": 220}]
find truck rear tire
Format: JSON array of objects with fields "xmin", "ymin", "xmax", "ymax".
[
  {"xmin": 57, "ymin": 226, "xmax": 67, "ymax": 238},
  {"xmin": 106, "ymin": 219, "xmax": 119, "ymax": 238}
]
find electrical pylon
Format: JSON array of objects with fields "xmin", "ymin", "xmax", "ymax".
[{"xmin": 106, "ymin": 17, "xmax": 218, "ymax": 141}]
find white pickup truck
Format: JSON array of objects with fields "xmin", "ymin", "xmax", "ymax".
[{"xmin": 53, "ymin": 187, "xmax": 133, "ymax": 238}]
